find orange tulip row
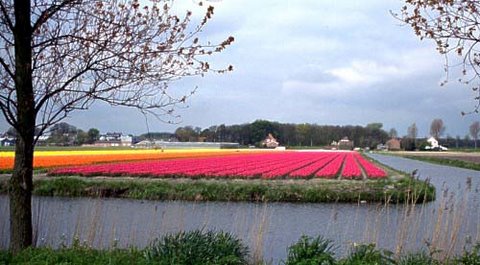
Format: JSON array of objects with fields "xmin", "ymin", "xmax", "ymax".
[{"xmin": 0, "ymin": 151, "xmax": 243, "ymax": 170}]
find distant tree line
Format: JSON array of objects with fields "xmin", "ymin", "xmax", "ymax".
[
  {"xmin": 4, "ymin": 119, "xmax": 480, "ymax": 150},
  {"xmin": 400, "ymin": 119, "xmax": 480, "ymax": 150},
  {"xmin": 44, "ymin": 123, "xmax": 100, "ymax": 146},
  {"xmin": 159, "ymin": 120, "xmax": 389, "ymax": 149},
  {"xmin": 4, "ymin": 122, "xmax": 99, "ymax": 146}
]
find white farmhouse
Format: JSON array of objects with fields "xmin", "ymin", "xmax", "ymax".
[
  {"xmin": 427, "ymin": 137, "xmax": 439, "ymax": 148},
  {"xmin": 95, "ymin": 132, "xmax": 132, "ymax": 147},
  {"xmin": 425, "ymin": 137, "xmax": 448, "ymax": 151},
  {"xmin": 262, "ymin": 134, "xmax": 279, "ymax": 148}
]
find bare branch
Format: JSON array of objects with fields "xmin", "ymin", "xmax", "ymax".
[
  {"xmin": 396, "ymin": 1, "xmax": 480, "ymax": 113},
  {"xmin": 32, "ymin": 0, "xmax": 80, "ymax": 34},
  {"xmin": 0, "ymin": 56, "xmax": 14, "ymax": 78},
  {"xmin": 0, "ymin": 1, "xmax": 14, "ymax": 31}
]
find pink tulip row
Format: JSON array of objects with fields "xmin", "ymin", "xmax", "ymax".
[{"xmin": 49, "ymin": 151, "xmax": 387, "ymax": 179}]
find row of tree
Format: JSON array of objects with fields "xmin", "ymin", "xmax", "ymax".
[
  {"xmin": 4, "ymin": 119, "xmax": 479, "ymax": 149},
  {"xmin": 401, "ymin": 119, "xmax": 480, "ymax": 149},
  {"xmin": 4, "ymin": 122, "xmax": 100, "ymax": 146},
  {"xmin": 6, "ymin": 119, "xmax": 476, "ymax": 149},
  {"xmin": 45, "ymin": 123, "xmax": 100, "ymax": 146},
  {"xmin": 165, "ymin": 119, "xmax": 480, "ymax": 149},
  {"xmin": 162, "ymin": 120, "xmax": 390, "ymax": 149}
]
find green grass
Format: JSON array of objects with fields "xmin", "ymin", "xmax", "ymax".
[
  {"xmin": 0, "ymin": 246, "xmax": 146, "ymax": 265},
  {"xmin": 0, "ymin": 175, "xmax": 435, "ymax": 203}
]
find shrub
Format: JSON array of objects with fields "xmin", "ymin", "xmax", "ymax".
[
  {"xmin": 340, "ymin": 243, "xmax": 395, "ymax": 265},
  {"xmin": 144, "ymin": 230, "xmax": 249, "ymax": 265},
  {"xmin": 398, "ymin": 252, "xmax": 439, "ymax": 265},
  {"xmin": 284, "ymin": 235, "xmax": 337, "ymax": 265},
  {"xmin": 456, "ymin": 243, "xmax": 480, "ymax": 265}
]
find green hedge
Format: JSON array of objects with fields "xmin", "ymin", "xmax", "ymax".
[{"xmin": 0, "ymin": 176, "xmax": 436, "ymax": 203}]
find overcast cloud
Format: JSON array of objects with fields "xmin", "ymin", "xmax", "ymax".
[{"xmin": 1, "ymin": 0, "xmax": 479, "ymax": 137}]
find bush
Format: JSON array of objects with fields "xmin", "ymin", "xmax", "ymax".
[
  {"xmin": 340, "ymin": 243, "xmax": 395, "ymax": 265},
  {"xmin": 284, "ymin": 235, "xmax": 336, "ymax": 265},
  {"xmin": 398, "ymin": 252, "xmax": 439, "ymax": 265},
  {"xmin": 456, "ymin": 243, "xmax": 480, "ymax": 265},
  {"xmin": 144, "ymin": 230, "xmax": 249, "ymax": 265}
]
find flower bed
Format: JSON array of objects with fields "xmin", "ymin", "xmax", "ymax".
[
  {"xmin": 49, "ymin": 151, "xmax": 388, "ymax": 180},
  {"xmin": 0, "ymin": 149, "xmax": 245, "ymax": 170},
  {"xmin": 341, "ymin": 153, "xmax": 362, "ymax": 179}
]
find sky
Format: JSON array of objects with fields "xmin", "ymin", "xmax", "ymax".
[{"xmin": 1, "ymin": 0, "xmax": 480, "ymax": 138}]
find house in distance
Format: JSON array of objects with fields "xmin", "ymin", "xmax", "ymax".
[
  {"xmin": 338, "ymin": 137, "xmax": 354, "ymax": 150},
  {"xmin": 386, "ymin": 138, "xmax": 401, "ymax": 151},
  {"xmin": 262, "ymin": 133, "xmax": 279, "ymax": 148},
  {"xmin": 94, "ymin": 132, "xmax": 132, "ymax": 147}
]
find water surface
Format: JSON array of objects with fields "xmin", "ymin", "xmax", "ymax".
[{"xmin": 1, "ymin": 154, "xmax": 479, "ymax": 263}]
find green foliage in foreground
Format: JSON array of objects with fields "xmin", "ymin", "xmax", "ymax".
[
  {"xmin": 0, "ymin": 246, "xmax": 145, "ymax": 265},
  {"xmin": 339, "ymin": 243, "xmax": 395, "ymax": 265},
  {"xmin": 284, "ymin": 235, "xmax": 337, "ymax": 265},
  {"xmin": 0, "ymin": 175, "xmax": 435, "ymax": 203},
  {"xmin": 0, "ymin": 230, "xmax": 248, "ymax": 265},
  {"xmin": 283, "ymin": 235, "xmax": 480, "ymax": 265},
  {"xmin": 144, "ymin": 230, "xmax": 248, "ymax": 265},
  {"xmin": 1, "ymin": 232, "xmax": 479, "ymax": 265}
]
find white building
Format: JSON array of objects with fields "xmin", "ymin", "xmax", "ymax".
[
  {"xmin": 426, "ymin": 137, "xmax": 448, "ymax": 151},
  {"xmin": 427, "ymin": 137, "xmax": 438, "ymax": 148},
  {"xmin": 95, "ymin": 132, "xmax": 132, "ymax": 147}
]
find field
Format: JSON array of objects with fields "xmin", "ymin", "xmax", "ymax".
[
  {"xmin": 0, "ymin": 149, "xmax": 435, "ymax": 203},
  {"xmin": 391, "ymin": 151, "xmax": 480, "ymax": 171},
  {"xmin": 0, "ymin": 149, "xmax": 252, "ymax": 171},
  {"xmin": 47, "ymin": 151, "xmax": 387, "ymax": 180},
  {"xmin": 395, "ymin": 151, "xmax": 480, "ymax": 164}
]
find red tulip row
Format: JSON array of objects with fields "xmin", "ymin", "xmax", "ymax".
[
  {"xmin": 288, "ymin": 155, "xmax": 337, "ymax": 178},
  {"xmin": 354, "ymin": 153, "xmax": 387, "ymax": 178},
  {"xmin": 49, "ymin": 151, "xmax": 387, "ymax": 179},
  {"xmin": 314, "ymin": 154, "xmax": 345, "ymax": 178},
  {"xmin": 341, "ymin": 153, "xmax": 362, "ymax": 179}
]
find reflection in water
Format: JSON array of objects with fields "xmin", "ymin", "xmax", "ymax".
[{"xmin": 0, "ymin": 154, "xmax": 479, "ymax": 263}]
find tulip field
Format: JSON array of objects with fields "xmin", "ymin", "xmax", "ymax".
[
  {"xmin": 48, "ymin": 151, "xmax": 387, "ymax": 179},
  {"xmin": 0, "ymin": 149, "xmax": 246, "ymax": 170}
]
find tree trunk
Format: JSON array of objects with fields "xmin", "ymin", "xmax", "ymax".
[
  {"xmin": 9, "ymin": 0, "xmax": 35, "ymax": 253},
  {"xmin": 9, "ymin": 137, "xmax": 34, "ymax": 253}
]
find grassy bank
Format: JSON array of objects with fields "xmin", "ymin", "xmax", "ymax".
[
  {"xmin": 0, "ymin": 175, "xmax": 434, "ymax": 203},
  {"xmin": 1, "ymin": 231, "xmax": 478, "ymax": 265},
  {"xmin": 401, "ymin": 155, "xmax": 480, "ymax": 171}
]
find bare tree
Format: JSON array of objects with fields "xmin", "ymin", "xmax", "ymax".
[
  {"xmin": 388, "ymin": 128, "xmax": 398, "ymax": 138},
  {"xmin": 0, "ymin": 0, "xmax": 233, "ymax": 252},
  {"xmin": 407, "ymin": 123, "xmax": 418, "ymax": 140},
  {"xmin": 404, "ymin": 122, "xmax": 418, "ymax": 151},
  {"xmin": 396, "ymin": 1, "xmax": 480, "ymax": 113},
  {"xmin": 470, "ymin": 121, "xmax": 480, "ymax": 149},
  {"xmin": 430, "ymin": 119, "xmax": 445, "ymax": 139}
]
